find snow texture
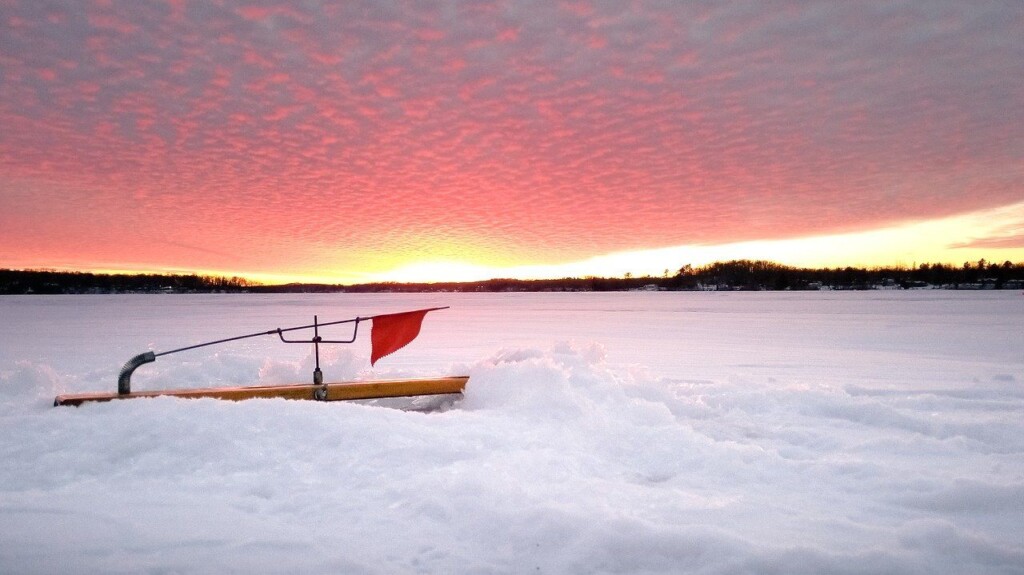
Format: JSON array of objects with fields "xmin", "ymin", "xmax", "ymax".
[{"xmin": 1, "ymin": 292, "xmax": 1023, "ymax": 574}]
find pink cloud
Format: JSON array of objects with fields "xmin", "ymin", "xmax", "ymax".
[
  {"xmin": 951, "ymin": 236, "xmax": 1024, "ymax": 250},
  {"xmin": 0, "ymin": 0, "xmax": 1022, "ymax": 276}
]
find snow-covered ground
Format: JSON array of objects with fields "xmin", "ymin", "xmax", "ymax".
[{"xmin": 1, "ymin": 291, "xmax": 1023, "ymax": 574}]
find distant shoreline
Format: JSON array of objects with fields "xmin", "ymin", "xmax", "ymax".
[{"xmin": 4, "ymin": 259, "xmax": 1023, "ymax": 294}]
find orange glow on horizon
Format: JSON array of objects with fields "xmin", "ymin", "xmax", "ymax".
[{"xmin": 16, "ymin": 201, "xmax": 1024, "ymax": 285}]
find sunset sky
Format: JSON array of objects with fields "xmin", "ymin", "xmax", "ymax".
[{"xmin": 1, "ymin": 1, "xmax": 1022, "ymax": 284}]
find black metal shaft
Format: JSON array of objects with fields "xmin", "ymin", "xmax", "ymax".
[{"xmin": 314, "ymin": 315, "xmax": 321, "ymax": 371}]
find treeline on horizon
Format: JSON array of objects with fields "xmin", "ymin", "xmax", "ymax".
[
  {"xmin": 307, "ymin": 258, "xmax": 1024, "ymax": 293},
  {"xmin": 0, "ymin": 269, "xmax": 254, "ymax": 294},
  {"xmin": 4, "ymin": 258, "xmax": 1023, "ymax": 294}
]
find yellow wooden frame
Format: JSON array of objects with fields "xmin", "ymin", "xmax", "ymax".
[{"xmin": 54, "ymin": 376, "xmax": 469, "ymax": 407}]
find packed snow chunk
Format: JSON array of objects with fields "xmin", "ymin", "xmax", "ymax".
[
  {"xmin": 0, "ymin": 361, "xmax": 62, "ymax": 411},
  {"xmin": 462, "ymin": 341, "xmax": 675, "ymax": 425}
]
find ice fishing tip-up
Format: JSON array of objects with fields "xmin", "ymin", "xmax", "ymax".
[{"xmin": 116, "ymin": 308, "xmax": 449, "ymax": 396}]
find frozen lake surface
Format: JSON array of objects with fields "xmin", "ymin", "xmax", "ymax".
[{"xmin": 1, "ymin": 291, "xmax": 1023, "ymax": 573}]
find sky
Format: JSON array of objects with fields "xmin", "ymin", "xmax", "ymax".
[{"xmin": 1, "ymin": 0, "xmax": 1022, "ymax": 284}]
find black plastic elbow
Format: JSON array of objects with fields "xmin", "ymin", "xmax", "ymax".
[{"xmin": 118, "ymin": 351, "xmax": 156, "ymax": 395}]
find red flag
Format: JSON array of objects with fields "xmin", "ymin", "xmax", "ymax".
[{"xmin": 370, "ymin": 307, "xmax": 444, "ymax": 366}]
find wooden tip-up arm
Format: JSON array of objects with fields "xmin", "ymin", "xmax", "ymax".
[{"xmin": 55, "ymin": 376, "xmax": 469, "ymax": 407}]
